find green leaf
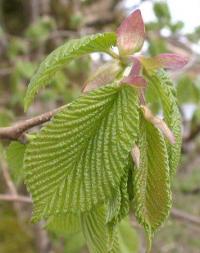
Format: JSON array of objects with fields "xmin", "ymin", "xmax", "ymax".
[
  {"xmin": 81, "ymin": 206, "xmax": 114, "ymax": 253},
  {"xmin": 24, "ymin": 32, "xmax": 116, "ymax": 110},
  {"xmin": 118, "ymin": 218, "xmax": 139, "ymax": 253},
  {"xmin": 64, "ymin": 232, "xmax": 85, "ymax": 253},
  {"xmin": 46, "ymin": 212, "xmax": 80, "ymax": 235},
  {"xmin": 147, "ymin": 70, "xmax": 182, "ymax": 176},
  {"xmin": 24, "ymin": 83, "xmax": 139, "ymax": 221},
  {"xmin": 133, "ymin": 116, "xmax": 171, "ymax": 246},
  {"xmin": 6, "ymin": 141, "xmax": 26, "ymax": 182},
  {"xmin": 107, "ymin": 161, "xmax": 133, "ymax": 225},
  {"xmin": 46, "ymin": 213, "xmax": 80, "ymax": 235}
]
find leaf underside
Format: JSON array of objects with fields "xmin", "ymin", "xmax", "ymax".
[
  {"xmin": 24, "ymin": 83, "xmax": 139, "ymax": 222},
  {"xmin": 24, "ymin": 32, "xmax": 117, "ymax": 110},
  {"xmin": 147, "ymin": 70, "xmax": 181, "ymax": 176},
  {"xmin": 133, "ymin": 116, "xmax": 171, "ymax": 239}
]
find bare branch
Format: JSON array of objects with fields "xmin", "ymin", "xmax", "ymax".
[
  {"xmin": 1, "ymin": 158, "xmax": 18, "ymax": 196},
  {"xmin": 0, "ymin": 104, "xmax": 68, "ymax": 141},
  {"xmin": 184, "ymin": 126, "xmax": 200, "ymax": 143},
  {"xmin": 0, "ymin": 158, "xmax": 24, "ymax": 219},
  {"xmin": 0, "ymin": 194, "xmax": 32, "ymax": 203},
  {"xmin": 1, "ymin": 191, "xmax": 200, "ymax": 228},
  {"xmin": 171, "ymin": 208, "xmax": 200, "ymax": 227}
]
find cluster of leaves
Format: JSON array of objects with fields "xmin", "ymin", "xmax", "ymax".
[{"xmin": 7, "ymin": 9, "xmax": 188, "ymax": 253}]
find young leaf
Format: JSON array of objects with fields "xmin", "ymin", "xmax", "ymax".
[
  {"xmin": 147, "ymin": 70, "xmax": 182, "ymax": 176},
  {"xmin": 81, "ymin": 206, "xmax": 118, "ymax": 253},
  {"xmin": 117, "ymin": 10, "xmax": 145, "ymax": 56},
  {"xmin": 24, "ymin": 83, "xmax": 139, "ymax": 221},
  {"xmin": 6, "ymin": 141, "xmax": 26, "ymax": 182},
  {"xmin": 46, "ymin": 213, "xmax": 80, "ymax": 235},
  {"xmin": 118, "ymin": 218, "xmax": 139, "ymax": 253},
  {"xmin": 83, "ymin": 61, "xmax": 121, "ymax": 92},
  {"xmin": 24, "ymin": 32, "xmax": 116, "ymax": 110},
  {"xmin": 107, "ymin": 165, "xmax": 132, "ymax": 226},
  {"xmin": 140, "ymin": 54, "xmax": 188, "ymax": 71},
  {"xmin": 133, "ymin": 116, "xmax": 171, "ymax": 246}
]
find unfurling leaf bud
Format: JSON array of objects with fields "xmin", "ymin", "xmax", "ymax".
[
  {"xmin": 117, "ymin": 10, "xmax": 145, "ymax": 56},
  {"xmin": 140, "ymin": 53, "xmax": 188, "ymax": 71}
]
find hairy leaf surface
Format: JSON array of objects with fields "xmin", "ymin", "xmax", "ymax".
[
  {"xmin": 24, "ymin": 32, "xmax": 116, "ymax": 110},
  {"xmin": 24, "ymin": 83, "xmax": 139, "ymax": 221},
  {"xmin": 147, "ymin": 70, "xmax": 181, "ymax": 176},
  {"xmin": 133, "ymin": 116, "xmax": 171, "ymax": 241}
]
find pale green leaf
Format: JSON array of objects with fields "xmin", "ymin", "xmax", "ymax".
[
  {"xmin": 118, "ymin": 218, "xmax": 139, "ymax": 253},
  {"xmin": 133, "ymin": 116, "xmax": 171, "ymax": 243},
  {"xmin": 24, "ymin": 83, "xmax": 139, "ymax": 221},
  {"xmin": 6, "ymin": 141, "xmax": 26, "ymax": 182},
  {"xmin": 107, "ymin": 161, "xmax": 133, "ymax": 225},
  {"xmin": 147, "ymin": 70, "xmax": 182, "ymax": 176},
  {"xmin": 81, "ymin": 206, "xmax": 111, "ymax": 253},
  {"xmin": 24, "ymin": 32, "xmax": 116, "ymax": 110},
  {"xmin": 46, "ymin": 212, "xmax": 80, "ymax": 235}
]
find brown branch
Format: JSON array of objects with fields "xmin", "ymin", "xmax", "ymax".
[
  {"xmin": 0, "ymin": 104, "xmax": 68, "ymax": 141},
  {"xmin": 1, "ymin": 191, "xmax": 200, "ymax": 228},
  {"xmin": 171, "ymin": 208, "xmax": 200, "ymax": 227},
  {"xmin": 1, "ymin": 158, "xmax": 18, "ymax": 196},
  {"xmin": 0, "ymin": 158, "xmax": 25, "ymax": 220},
  {"xmin": 0, "ymin": 194, "xmax": 32, "ymax": 203},
  {"xmin": 184, "ymin": 126, "xmax": 200, "ymax": 143}
]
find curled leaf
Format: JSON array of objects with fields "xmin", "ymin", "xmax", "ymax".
[
  {"xmin": 130, "ymin": 57, "xmax": 142, "ymax": 76},
  {"xmin": 123, "ymin": 75, "xmax": 147, "ymax": 88},
  {"xmin": 117, "ymin": 9, "xmax": 145, "ymax": 56},
  {"xmin": 140, "ymin": 105, "xmax": 175, "ymax": 144},
  {"xmin": 140, "ymin": 53, "xmax": 188, "ymax": 71}
]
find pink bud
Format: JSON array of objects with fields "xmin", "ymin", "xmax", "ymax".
[
  {"xmin": 117, "ymin": 9, "xmax": 145, "ymax": 56},
  {"xmin": 140, "ymin": 54, "xmax": 189, "ymax": 71},
  {"xmin": 155, "ymin": 53, "xmax": 189, "ymax": 70}
]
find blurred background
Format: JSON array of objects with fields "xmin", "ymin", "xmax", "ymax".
[{"xmin": 0, "ymin": 0, "xmax": 200, "ymax": 252}]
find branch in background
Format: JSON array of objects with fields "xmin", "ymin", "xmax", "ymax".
[
  {"xmin": 0, "ymin": 104, "xmax": 68, "ymax": 140},
  {"xmin": 1, "ymin": 192, "xmax": 200, "ymax": 228},
  {"xmin": 0, "ymin": 194, "xmax": 32, "ymax": 203},
  {"xmin": 0, "ymin": 158, "xmax": 24, "ymax": 219},
  {"xmin": 184, "ymin": 126, "xmax": 200, "ymax": 143},
  {"xmin": 171, "ymin": 208, "xmax": 200, "ymax": 227},
  {"xmin": 30, "ymin": 0, "xmax": 40, "ymax": 23}
]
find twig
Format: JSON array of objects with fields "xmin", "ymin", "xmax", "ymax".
[
  {"xmin": 0, "ymin": 158, "xmax": 23, "ymax": 219},
  {"xmin": 30, "ymin": 0, "xmax": 40, "ymax": 23},
  {"xmin": 0, "ymin": 194, "xmax": 32, "ymax": 203},
  {"xmin": 171, "ymin": 208, "xmax": 200, "ymax": 227},
  {"xmin": 184, "ymin": 126, "xmax": 200, "ymax": 143},
  {"xmin": 0, "ymin": 104, "xmax": 68, "ymax": 140},
  {"xmin": 1, "ymin": 158, "xmax": 18, "ymax": 196},
  {"xmin": 0, "ymin": 192, "xmax": 200, "ymax": 228}
]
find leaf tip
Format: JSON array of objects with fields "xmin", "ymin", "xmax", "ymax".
[{"xmin": 117, "ymin": 9, "xmax": 145, "ymax": 56}]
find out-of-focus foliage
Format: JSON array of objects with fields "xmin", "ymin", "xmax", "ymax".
[{"xmin": 1, "ymin": 0, "xmax": 200, "ymax": 252}]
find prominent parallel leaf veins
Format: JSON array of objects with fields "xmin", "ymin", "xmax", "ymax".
[
  {"xmin": 24, "ymin": 32, "xmax": 116, "ymax": 110},
  {"xmin": 147, "ymin": 70, "xmax": 181, "ymax": 176},
  {"xmin": 24, "ymin": 83, "xmax": 139, "ymax": 221},
  {"xmin": 133, "ymin": 116, "xmax": 171, "ymax": 240}
]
